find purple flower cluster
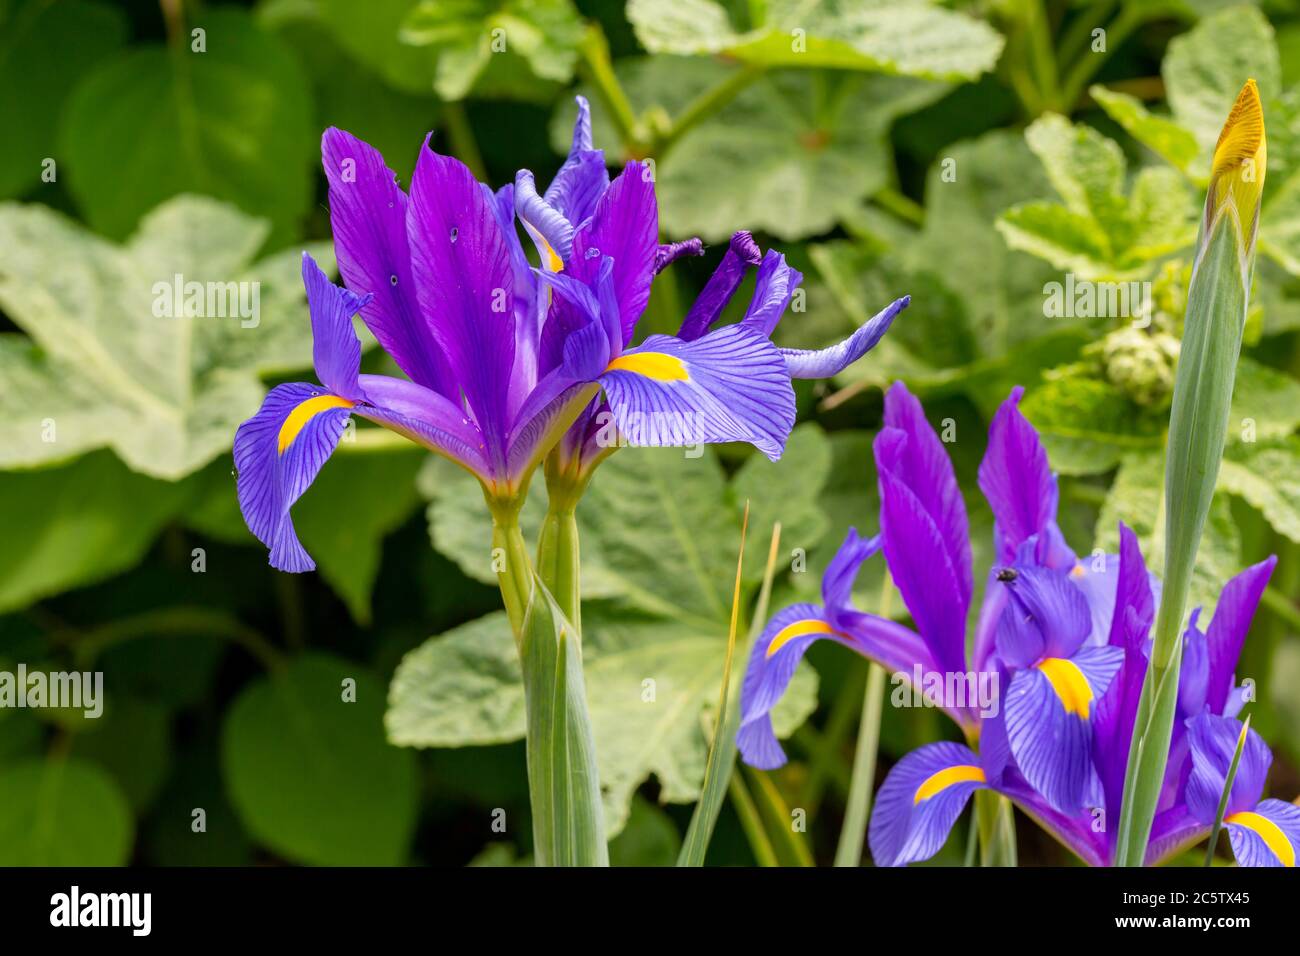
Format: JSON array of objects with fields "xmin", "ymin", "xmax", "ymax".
[{"xmin": 739, "ymin": 382, "xmax": 1295, "ymax": 867}]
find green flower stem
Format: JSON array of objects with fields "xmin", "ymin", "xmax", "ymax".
[
  {"xmin": 1059, "ymin": 5, "xmax": 1146, "ymax": 111},
  {"xmin": 974, "ymin": 789, "xmax": 1018, "ymax": 867},
  {"xmin": 492, "ymin": 494, "xmax": 608, "ymax": 866},
  {"xmin": 537, "ymin": 455, "xmax": 596, "ymax": 632},
  {"xmin": 794, "ymin": 678, "xmax": 861, "ymax": 817},
  {"xmin": 1057, "ymin": 0, "xmax": 1116, "ymax": 67},
  {"xmin": 442, "ymin": 101, "xmax": 486, "ymax": 183},
  {"xmin": 50, "ymin": 605, "xmax": 285, "ymax": 673},
  {"xmin": 1025, "ymin": 0, "xmax": 1061, "ymax": 112},
  {"xmin": 833, "ymin": 572, "xmax": 894, "ymax": 867},
  {"xmin": 654, "ymin": 64, "xmax": 766, "ymax": 160},
  {"xmin": 1116, "ymin": 75, "xmax": 1262, "ymax": 861},
  {"xmin": 1261, "ymin": 585, "xmax": 1300, "ymax": 631},
  {"xmin": 963, "ymin": 806, "xmax": 979, "ymax": 867},
  {"xmin": 490, "ymin": 502, "xmax": 533, "ymax": 639},
  {"xmin": 536, "ymin": 504, "xmax": 582, "ymax": 634},
  {"xmin": 833, "ymin": 663, "xmax": 885, "ymax": 867},
  {"xmin": 577, "ymin": 23, "xmax": 645, "ymax": 156},
  {"xmin": 874, "ymin": 186, "xmax": 925, "ymax": 226}
]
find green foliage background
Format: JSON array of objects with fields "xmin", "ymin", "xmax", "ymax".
[{"xmin": 1, "ymin": 0, "xmax": 1298, "ymax": 866}]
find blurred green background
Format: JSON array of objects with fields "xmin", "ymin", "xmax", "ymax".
[{"xmin": 1, "ymin": 0, "xmax": 1298, "ymax": 866}]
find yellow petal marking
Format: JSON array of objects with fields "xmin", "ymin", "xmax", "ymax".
[
  {"xmin": 277, "ymin": 395, "xmax": 355, "ymax": 454},
  {"xmin": 605, "ymin": 352, "xmax": 689, "ymax": 382},
  {"xmin": 765, "ymin": 618, "xmax": 837, "ymax": 658},
  {"xmin": 1224, "ymin": 811, "xmax": 1295, "ymax": 867},
  {"xmin": 914, "ymin": 765, "xmax": 986, "ymax": 804},
  {"xmin": 1036, "ymin": 657, "xmax": 1093, "ymax": 718}
]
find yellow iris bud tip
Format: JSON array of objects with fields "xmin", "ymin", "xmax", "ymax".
[{"xmin": 1211, "ymin": 78, "xmax": 1267, "ymax": 210}]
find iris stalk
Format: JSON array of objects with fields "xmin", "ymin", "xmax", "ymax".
[
  {"xmin": 1115, "ymin": 80, "xmax": 1266, "ymax": 867},
  {"xmin": 833, "ymin": 573, "xmax": 894, "ymax": 867}
]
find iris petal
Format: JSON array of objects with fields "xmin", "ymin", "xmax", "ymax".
[
  {"xmin": 738, "ymin": 604, "xmax": 837, "ymax": 769},
  {"xmin": 408, "ymin": 140, "xmax": 516, "ymax": 470},
  {"xmin": 977, "ymin": 386, "xmax": 1063, "ymax": 565},
  {"xmin": 869, "ymin": 742, "xmax": 986, "ymax": 866},
  {"xmin": 301, "ymin": 252, "xmax": 369, "ymax": 401},
  {"xmin": 740, "ymin": 250, "xmax": 802, "ymax": 337},
  {"xmin": 1184, "ymin": 712, "xmax": 1272, "ymax": 824},
  {"xmin": 779, "ymin": 296, "xmax": 908, "ymax": 379},
  {"xmin": 597, "ymin": 325, "xmax": 796, "ymax": 461},
  {"xmin": 568, "ymin": 162, "xmax": 658, "ymax": 345},
  {"xmin": 1003, "ymin": 644, "xmax": 1122, "ymax": 815},
  {"xmin": 320, "ymin": 127, "xmax": 450, "ymax": 393},
  {"xmin": 1227, "ymin": 799, "xmax": 1300, "ymax": 867},
  {"xmin": 235, "ymin": 382, "xmax": 354, "ymax": 573}
]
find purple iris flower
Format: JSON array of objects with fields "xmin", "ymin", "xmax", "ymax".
[
  {"xmin": 518, "ymin": 98, "xmax": 909, "ymax": 483},
  {"xmin": 737, "ymin": 380, "xmax": 1286, "ymax": 866},
  {"xmin": 1181, "ymin": 713, "xmax": 1300, "ymax": 866},
  {"xmin": 235, "ymin": 100, "xmax": 907, "ymax": 572}
]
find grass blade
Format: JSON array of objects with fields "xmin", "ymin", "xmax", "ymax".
[
  {"xmin": 747, "ymin": 766, "xmax": 815, "ymax": 867},
  {"xmin": 1204, "ymin": 715, "xmax": 1252, "ymax": 866},
  {"xmin": 676, "ymin": 506, "xmax": 776, "ymax": 866}
]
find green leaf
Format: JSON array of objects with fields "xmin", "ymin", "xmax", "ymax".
[
  {"xmin": 222, "ymin": 653, "xmax": 419, "ymax": 865},
  {"xmin": 1089, "ymin": 85, "xmax": 1200, "ymax": 174},
  {"xmin": 1218, "ymin": 438, "xmax": 1300, "ymax": 542},
  {"xmin": 74, "ymin": 698, "xmax": 171, "ymax": 813},
  {"xmin": 732, "ymin": 424, "xmax": 831, "ymax": 579},
  {"xmin": 1020, "ymin": 369, "xmax": 1164, "ymax": 475},
  {"xmin": 386, "ymin": 611, "xmax": 523, "ymax": 747},
  {"xmin": 313, "ymin": 0, "xmax": 438, "ymax": 94},
  {"xmin": 296, "ymin": 448, "xmax": 426, "ymax": 623},
  {"xmin": 609, "ymin": 796, "xmax": 681, "ymax": 866},
  {"xmin": 60, "ymin": 8, "xmax": 315, "ymax": 244},
  {"xmin": 1024, "ymin": 113, "xmax": 1129, "ymax": 237},
  {"xmin": 0, "ymin": 758, "xmax": 133, "ymax": 865},
  {"xmin": 0, "ymin": 451, "xmax": 195, "ymax": 613},
  {"xmin": 186, "ymin": 445, "xmax": 421, "ymax": 624},
  {"xmin": 557, "ymin": 59, "xmax": 947, "ymax": 240},
  {"xmin": 410, "ymin": 421, "xmax": 832, "ymax": 838},
  {"xmin": 0, "ymin": 196, "xmax": 332, "ymax": 478},
  {"xmin": 996, "ymin": 201, "xmax": 1117, "ymax": 277},
  {"xmin": 518, "ymin": 573, "xmax": 607, "ymax": 865},
  {"xmin": 627, "ymin": 0, "xmax": 1004, "ymax": 81},
  {"xmin": 267, "ymin": 8, "xmax": 440, "ymax": 170},
  {"xmin": 387, "ymin": 608, "xmax": 818, "ymax": 835},
  {"xmin": 400, "ymin": 0, "xmax": 584, "ymax": 100},
  {"xmin": 1164, "ymin": 5, "xmax": 1279, "ymax": 168},
  {"xmin": 999, "ymin": 114, "xmax": 1197, "ymax": 278},
  {"xmin": 145, "ymin": 742, "xmax": 253, "ymax": 866},
  {"xmin": 894, "ymin": 130, "xmax": 1062, "ymax": 362},
  {"xmin": 0, "ymin": 0, "xmax": 126, "ymax": 199},
  {"xmin": 1229, "ymin": 357, "xmax": 1300, "ymax": 442},
  {"xmin": 1260, "ymin": 173, "xmax": 1300, "ymax": 276}
]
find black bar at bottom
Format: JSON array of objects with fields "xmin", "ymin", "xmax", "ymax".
[{"xmin": 0, "ymin": 865, "xmax": 1282, "ymax": 942}]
